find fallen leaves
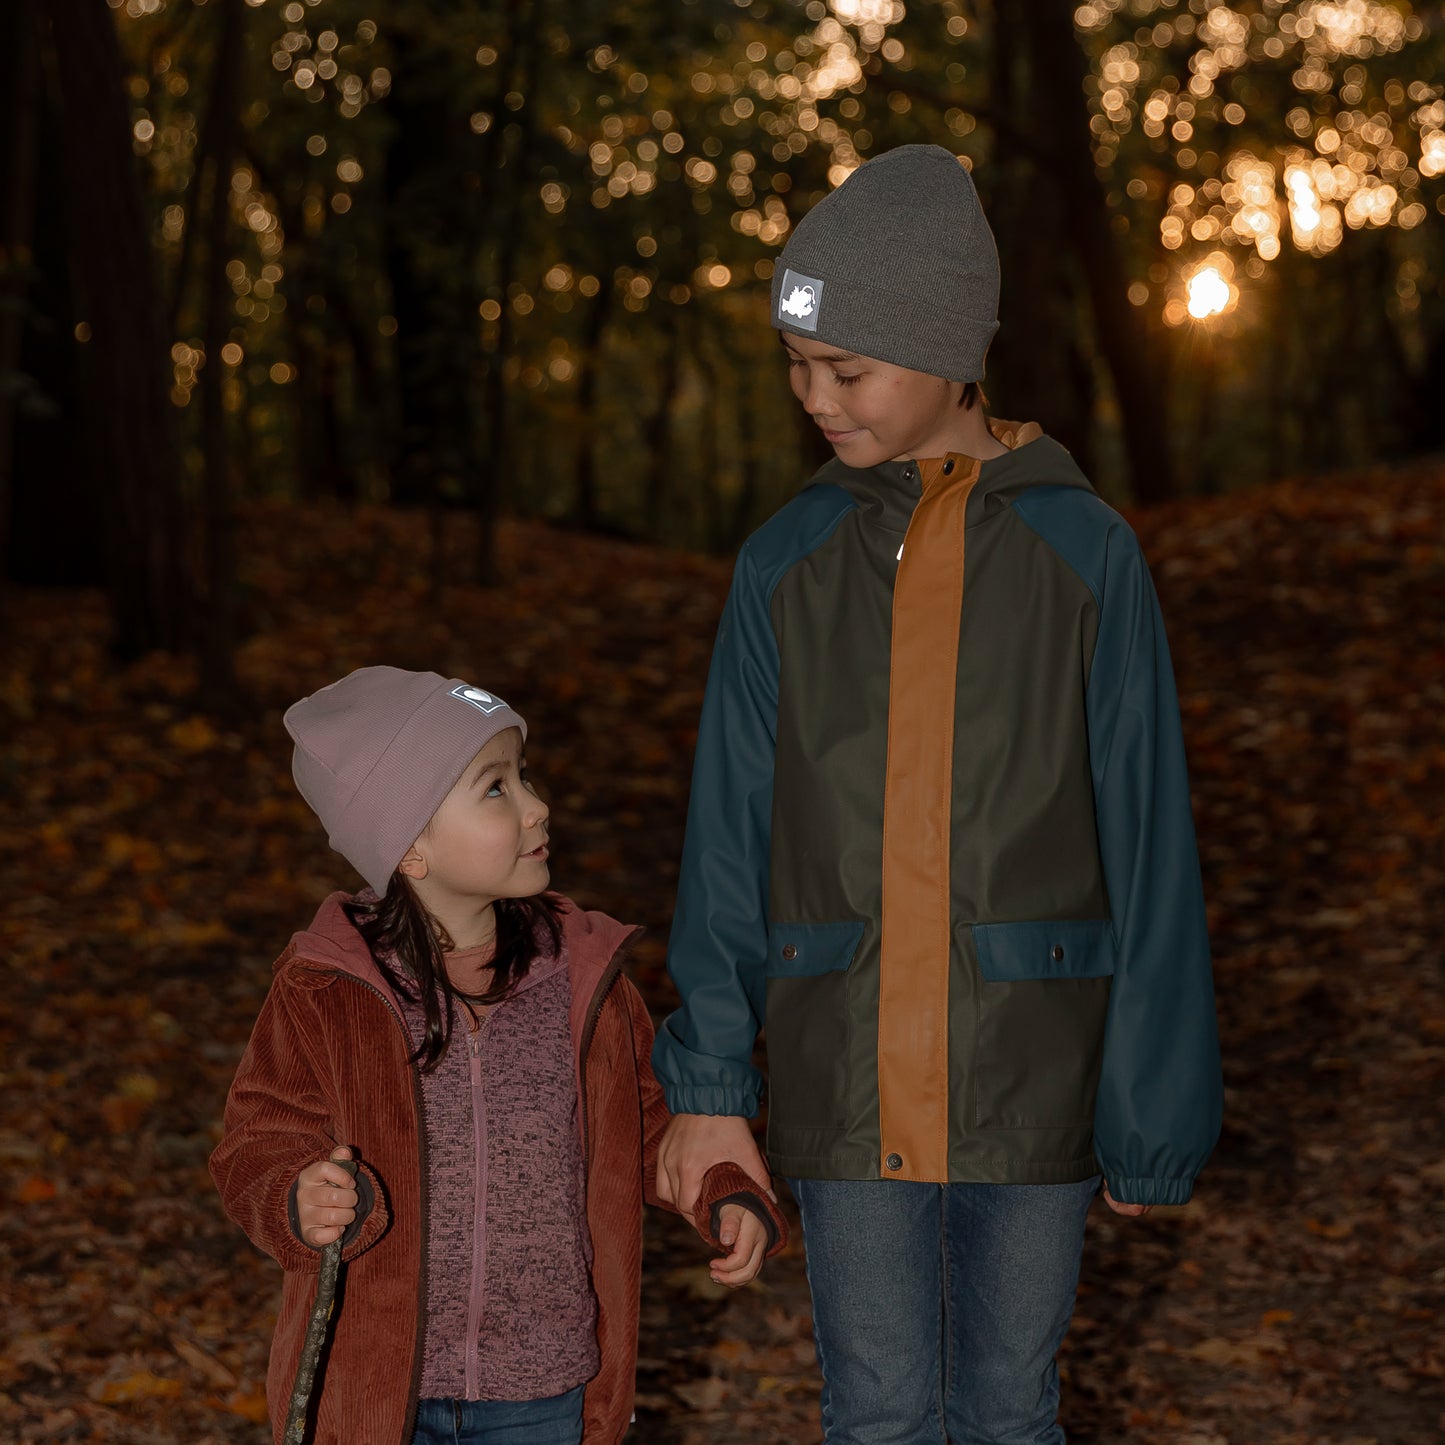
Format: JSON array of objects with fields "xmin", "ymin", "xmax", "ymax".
[
  {"xmin": 90, "ymin": 1370, "xmax": 185, "ymax": 1404},
  {"xmin": 3, "ymin": 467, "xmax": 1444, "ymax": 1443},
  {"xmin": 166, "ymin": 716, "xmax": 222, "ymax": 754},
  {"xmin": 15, "ymin": 1177, "xmax": 57, "ymax": 1205}
]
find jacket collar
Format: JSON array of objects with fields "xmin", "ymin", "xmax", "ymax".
[
  {"xmin": 814, "ymin": 422, "xmax": 1094, "ymax": 536},
  {"xmin": 281, "ymin": 890, "xmax": 639, "ymax": 1027}
]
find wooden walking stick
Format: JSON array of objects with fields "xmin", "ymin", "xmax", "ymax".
[{"xmin": 283, "ymin": 1156, "xmax": 357, "ymax": 1444}]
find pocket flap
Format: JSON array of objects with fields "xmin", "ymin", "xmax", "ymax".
[
  {"xmin": 973, "ymin": 918, "xmax": 1116, "ymax": 983},
  {"xmin": 765, "ymin": 920, "xmax": 865, "ymax": 977}
]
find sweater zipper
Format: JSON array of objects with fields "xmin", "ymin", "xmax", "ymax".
[{"xmin": 465, "ymin": 1016, "xmax": 493, "ymax": 1400}]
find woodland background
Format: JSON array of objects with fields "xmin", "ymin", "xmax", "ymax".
[{"xmin": 1, "ymin": 1, "xmax": 1443, "ymax": 1443}]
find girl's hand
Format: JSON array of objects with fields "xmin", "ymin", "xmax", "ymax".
[
  {"xmin": 1101, "ymin": 1183, "xmax": 1151, "ymax": 1218},
  {"xmin": 295, "ymin": 1145, "xmax": 359, "ymax": 1247},
  {"xmin": 709, "ymin": 1203, "xmax": 770, "ymax": 1288}
]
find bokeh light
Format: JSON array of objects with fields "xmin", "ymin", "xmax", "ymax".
[{"xmin": 1186, "ymin": 265, "xmax": 1233, "ymax": 321}]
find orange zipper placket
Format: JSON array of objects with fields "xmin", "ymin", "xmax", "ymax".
[{"xmin": 877, "ymin": 452, "xmax": 980, "ymax": 1183}]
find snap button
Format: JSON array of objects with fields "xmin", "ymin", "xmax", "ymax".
[
  {"xmin": 1051, "ymin": 944, "xmax": 1065, "ymax": 962},
  {"xmin": 781, "ymin": 943, "xmax": 798, "ymax": 962},
  {"xmin": 902, "ymin": 466, "xmax": 915, "ymax": 481},
  {"xmin": 885, "ymin": 1152, "xmax": 903, "ymax": 1172},
  {"xmin": 942, "ymin": 458, "xmax": 955, "ymax": 475}
]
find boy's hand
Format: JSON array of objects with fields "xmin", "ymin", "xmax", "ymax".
[
  {"xmin": 1101, "ymin": 1183, "xmax": 1151, "ymax": 1218},
  {"xmin": 295, "ymin": 1145, "xmax": 359, "ymax": 1247},
  {"xmin": 709, "ymin": 1203, "xmax": 769, "ymax": 1288},
  {"xmin": 657, "ymin": 1114, "xmax": 771, "ymax": 1216}
]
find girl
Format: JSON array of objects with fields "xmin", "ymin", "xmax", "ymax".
[{"xmin": 211, "ymin": 666, "xmax": 784, "ymax": 1445}]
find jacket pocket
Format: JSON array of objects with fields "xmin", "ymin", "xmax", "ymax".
[
  {"xmin": 973, "ymin": 917, "xmax": 1116, "ymax": 983},
  {"xmin": 764, "ymin": 920, "xmax": 864, "ymax": 1132},
  {"xmin": 972, "ymin": 918, "xmax": 1114, "ymax": 1130},
  {"xmin": 764, "ymin": 920, "xmax": 865, "ymax": 978}
]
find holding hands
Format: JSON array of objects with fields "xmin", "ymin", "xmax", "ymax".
[
  {"xmin": 658, "ymin": 1113, "xmax": 780, "ymax": 1289},
  {"xmin": 657, "ymin": 1113, "xmax": 772, "ymax": 1214},
  {"xmin": 295, "ymin": 1144, "xmax": 359, "ymax": 1248}
]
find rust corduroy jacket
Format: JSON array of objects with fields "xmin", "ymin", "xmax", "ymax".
[{"xmin": 211, "ymin": 892, "xmax": 783, "ymax": 1445}]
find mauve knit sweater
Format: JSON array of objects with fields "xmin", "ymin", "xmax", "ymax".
[{"xmin": 401, "ymin": 943, "xmax": 600, "ymax": 1401}]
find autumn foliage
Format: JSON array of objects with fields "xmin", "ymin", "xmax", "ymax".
[{"xmin": 2, "ymin": 462, "xmax": 1443, "ymax": 1443}]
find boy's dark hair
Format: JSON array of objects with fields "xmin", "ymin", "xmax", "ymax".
[
  {"xmin": 344, "ymin": 877, "xmax": 563, "ymax": 1072},
  {"xmin": 958, "ymin": 382, "xmax": 984, "ymax": 411}
]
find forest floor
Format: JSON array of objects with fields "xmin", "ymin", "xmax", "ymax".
[{"xmin": 2, "ymin": 461, "xmax": 1443, "ymax": 1445}]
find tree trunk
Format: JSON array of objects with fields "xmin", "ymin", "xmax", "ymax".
[
  {"xmin": 691, "ymin": 317, "xmax": 734, "ymax": 553},
  {"xmin": 1021, "ymin": 1, "xmax": 1176, "ymax": 503},
  {"xmin": 3, "ymin": 38, "xmax": 98, "ymax": 591},
  {"xmin": 984, "ymin": 0, "xmax": 1097, "ymax": 475},
  {"xmin": 474, "ymin": 0, "xmax": 546, "ymax": 582},
  {"xmin": 239, "ymin": 139, "xmax": 377, "ymax": 501},
  {"xmin": 49, "ymin": 0, "xmax": 195, "ymax": 657},
  {"xmin": 320, "ymin": 281, "xmax": 387, "ymax": 494},
  {"xmin": 383, "ymin": 10, "xmax": 490, "ymax": 522},
  {"xmin": 724, "ymin": 366, "xmax": 761, "ymax": 551},
  {"xmin": 642, "ymin": 320, "xmax": 683, "ymax": 534},
  {"xmin": 570, "ymin": 287, "xmax": 612, "ymax": 531},
  {"xmin": 284, "ymin": 265, "xmax": 355, "ymax": 503},
  {"xmin": 196, "ymin": 0, "xmax": 246, "ymax": 708},
  {"xmin": 0, "ymin": 0, "xmax": 42, "ymax": 599}
]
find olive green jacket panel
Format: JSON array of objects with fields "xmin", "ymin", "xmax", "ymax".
[
  {"xmin": 654, "ymin": 435, "xmax": 1222, "ymax": 1202},
  {"xmin": 763, "ymin": 443, "xmax": 1106, "ymax": 1179}
]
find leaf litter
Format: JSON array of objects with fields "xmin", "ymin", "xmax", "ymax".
[{"xmin": 2, "ymin": 464, "xmax": 1442, "ymax": 1443}]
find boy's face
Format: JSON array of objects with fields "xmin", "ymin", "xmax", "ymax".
[{"xmin": 783, "ymin": 333, "xmax": 968, "ymax": 468}]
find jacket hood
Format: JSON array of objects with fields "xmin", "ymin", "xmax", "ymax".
[
  {"xmin": 279, "ymin": 890, "xmax": 639, "ymax": 1024},
  {"xmin": 971, "ymin": 432, "xmax": 1095, "ymax": 520},
  {"xmin": 284, "ymin": 890, "xmax": 377, "ymax": 979},
  {"xmin": 814, "ymin": 425, "xmax": 1094, "ymax": 535}
]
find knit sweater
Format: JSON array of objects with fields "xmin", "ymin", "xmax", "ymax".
[{"xmin": 402, "ymin": 945, "xmax": 598, "ymax": 1400}]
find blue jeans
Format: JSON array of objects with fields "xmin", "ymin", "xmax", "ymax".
[
  {"xmin": 410, "ymin": 1386, "xmax": 584, "ymax": 1445},
  {"xmin": 788, "ymin": 1176, "xmax": 1099, "ymax": 1445}
]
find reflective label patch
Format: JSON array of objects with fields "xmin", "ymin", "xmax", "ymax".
[
  {"xmin": 778, "ymin": 268, "xmax": 824, "ymax": 331},
  {"xmin": 450, "ymin": 684, "xmax": 509, "ymax": 715}
]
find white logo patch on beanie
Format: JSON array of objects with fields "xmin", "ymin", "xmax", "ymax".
[
  {"xmin": 450, "ymin": 683, "xmax": 510, "ymax": 715},
  {"xmin": 778, "ymin": 268, "xmax": 824, "ymax": 330}
]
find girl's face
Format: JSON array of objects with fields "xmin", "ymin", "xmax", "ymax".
[
  {"xmin": 783, "ymin": 333, "xmax": 968, "ymax": 468},
  {"xmin": 407, "ymin": 727, "xmax": 550, "ymax": 916}
]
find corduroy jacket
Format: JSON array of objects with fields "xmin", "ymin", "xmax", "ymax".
[
  {"xmin": 211, "ymin": 891, "xmax": 784, "ymax": 1445},
  {"xmin": 653, "ymin": 427, "xmax": 1222, "ymax": 1204}
]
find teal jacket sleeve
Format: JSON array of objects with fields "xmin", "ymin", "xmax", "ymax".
[
  {"xmin": 652, "ymin": 539, "xmax": 778, "ymax": 1116},
  {"xmin": 1086, "ymin": 524, "xmax": 1223, "ymax": 1205}
]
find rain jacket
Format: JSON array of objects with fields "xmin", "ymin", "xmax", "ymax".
[
  {"xmin": 653, "ymin": 425, "xmax": 1222, "ymax": 1204},
  {"xmin": 211, "ymin": 891, "xmax": 785, "ymax": 1445}
]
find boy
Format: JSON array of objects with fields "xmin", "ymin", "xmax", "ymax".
[{"xmin": 651, "ymin": 145, "xmax": 1222, "ymax": 1443}]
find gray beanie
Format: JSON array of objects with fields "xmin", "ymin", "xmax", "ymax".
[
  {"xmin": 770, "ymin": 144, "xmax": 999, "ymax": 382},
  {"xmin": 284, "ymin": 666, "xmax": 528, "ymax": 894}
]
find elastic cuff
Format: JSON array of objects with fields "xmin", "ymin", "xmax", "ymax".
[
  {"xmin": 708, "ymin": 1192, "xmax": 781, "ymax": 1254},
  {"xmin": 1103, "ymin": 1175, "xmax": 1196, "ymax": 1207},
  {"xmin": 660, "ymin": 1085, "xmax": 762, "ymax": 1118},
  {"xmin": 693, "ymin": 1164, "xmax": 790, "ymax": 1257}
]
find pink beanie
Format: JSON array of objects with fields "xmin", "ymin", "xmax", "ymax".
[{"xmin": 283, "ymin": 666, "xmax": 528, "ymax": 893}]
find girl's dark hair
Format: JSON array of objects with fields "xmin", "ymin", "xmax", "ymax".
[{"xmin": 343, "ymin": 876, "xmax": 564, "ymax": 1073}]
